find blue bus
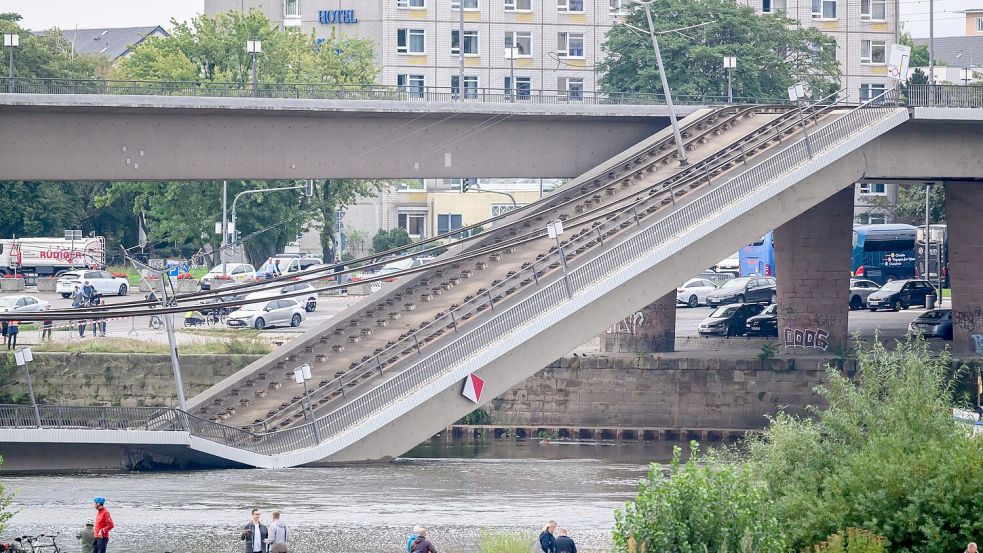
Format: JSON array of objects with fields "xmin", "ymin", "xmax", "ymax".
[
  {"xmin": 739, "ymin": 232, "xmax": 776, "ymax": 277},
  {"xmin": 852, "ymin": 224, "xmax": 918, "ymax": 284}
]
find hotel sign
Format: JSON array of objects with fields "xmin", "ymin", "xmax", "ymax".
[{"xmin": 318, "ymin": 10, "xmax": 358, "ymax": 24}]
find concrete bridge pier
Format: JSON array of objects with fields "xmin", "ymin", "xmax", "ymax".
[
  {"xmin": 599, "ymin": 291, "xmax": 676, "ymax": 353},
  {"xmin": 775, "ymin": 187, "xmax": 854, "ymax": 354},
  {"xmin": 945, "ymin": 184, "xmax": 983, "ymax": 356}
]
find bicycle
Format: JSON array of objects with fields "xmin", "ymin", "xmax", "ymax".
[
  {"xmin": 149, "ymin": 314, "xmax": 164, "ymax": 330},
  {"xmin": 16, "ymin": 533, "xmax": 61, "ymax": 552}
]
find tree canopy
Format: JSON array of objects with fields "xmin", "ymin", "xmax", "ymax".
[{"xmin": 598, "ymin": 0, "xmax": 840, "ymax": 101}]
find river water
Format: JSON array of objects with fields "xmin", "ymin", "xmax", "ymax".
[{"xmin": 2, "ymin": 440, "xmax": 679, "ymax": 553}]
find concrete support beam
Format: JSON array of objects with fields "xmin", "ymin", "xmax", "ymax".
[
  {"xmin": 599, "ymin": 291, "xmax": 676, "ymax": 353},
  {"xmin": 946, "ymin": 184, "xmax": 983, "ymax": 356},
  {"xmin": 775, "ymin": 187, "xmax": 854, "ymax": 354}
]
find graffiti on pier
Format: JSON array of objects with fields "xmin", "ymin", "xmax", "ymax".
[{"xmin": 783, "ymin": 328, "xmax": 830, "ymax": 351}]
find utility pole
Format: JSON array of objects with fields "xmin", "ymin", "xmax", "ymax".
[
  {"xmin": 928, "ymin": 0, "xmax": 935, "ymax": 84},
  {"xmin": 924, "ymin": 183, "xmax": 931, "ymax": 287},
  {"xmin": 221, "ymin": 180, "xmax": 228, "ymax": 276},
  {"xmin": 458, "ymin": 0, "xmax": 465, "ymax": 100},
  {"xmin": 246, "ymin": 39, "xmax": 262, "ymax": 97},
  {"xmin": 636, "ymin": 0, "xmax": 688, "ymax": 166}
]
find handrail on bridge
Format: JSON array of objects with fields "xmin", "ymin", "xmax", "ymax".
[
  {"xmin": 908, "ymin": 84, "xmax": 983, "ymax": 108},
  {"xmin": 0, "ymin": 77, "xmax": 788, "ymax": 106}
]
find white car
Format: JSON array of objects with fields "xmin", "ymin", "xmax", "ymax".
[
  {"xmin": 0, "ymin": 295, "xmax": 51, "ymax": 315},
  {"xmin": 226, "ymin": 299, "xmax": 305, "ymax": 330},
  {"xmin": 245, "ymin": 282, "xmax": 318, "ymax": 312},
  {"xmin": 199, "ymin": 263, "xmax": 256, "ymax": 290},
  {"xmin": 714, "ymin": 253, "xmax": 740, "ymax": 274},
  {"xmin": 676, "ymin": 278, "xmax": 718, "ymax": 308},
  {"xmin": 56, "ymin": 269, "xmax": 129, "ymax": 298}
]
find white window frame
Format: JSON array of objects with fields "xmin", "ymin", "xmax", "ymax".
[
  {"xmin": 860, "ymin": 39, "xmax": 886, "ymax": 65},
  {"xmin": 557, "ymin": 0, "xmax": 584, "ymax": 13},
  {"xmin": 284, "ymin": 0, "xmax": 301, "ymax": 17},
  {"xmin": 505, "ymin": 31, "xmax": 532, "ymax": 57},
  {"xmin": 397, "ymin": 74, "xmax": 426, "ymax": 98},
  {"xmin": 811, "ymin": 0, "xmax": 836, "ymax": 20},
  {"xmin": 451, "ymin": 0, "xmax": 479, "ymax": 9},
  {"xmin": 609, "ymin": 0, "xmax": 627, "ymax": 15},
  {"xmin": 976, "ymin": 17, "xmax": 983, "ymax": 32},
  {"xmin": 451, "ymin": 30, "xmax": 479, "ymax": 56},
  {"xmin": 859, "ymin": 83, "xmax": 886, "ymax": 103},
  {"xmin": 858, "ymin": 182, "xmax": 887, "ymax": 196},
  {"xmin": 505, "ymin": 76, "xmax": 532, "ymax": 99},
  {"xmin": 397, "ymin": 212, "xmax": 428, "ymax": 237},
  {"xmin": 556, "ymin": 32, "xmax": 585, "ymax": 58},
  {"xmin": 860, "ymin": 0, "xmax": 886, "ymax": 21},
  {"xmin": 505, "ymin": 0, "xmax": 532, "ymax": 10},
  {"xmin": 451, "ymin": 75, "xmax": 479, "ymax": 99},
  {"xmin": 558, "ymin": 76, "xmax": 584, "ymax": 99},
  {"xmin": 397, "ymin": 28, "xmax": 426, "ymax": 54},
  {"xmin": 397, "ymin": 0, "xmax": 426, "ymax": 8}
]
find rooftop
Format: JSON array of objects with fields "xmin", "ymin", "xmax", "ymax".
[
  {"xmin": 33, "ymin": 26, "xmax": 168, "ymax": 61},
  {"xmin": 913, "ymin": 36, "xmax": 983, "ymax": 67}
]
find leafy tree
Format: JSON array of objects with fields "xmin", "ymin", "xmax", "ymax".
[
  {"xmin": 900, "ymin": 33, "xmax": 930, "ymax": 68},
  {"xmin": 599, "ymin": 0, "xmax": 840, "ymax": 101},
  {"xmin": 313, "ymin": 180, "xmax": 388, "ymax": 263},
  {"xmin": 371, "ymin": 228, "xmax": 411, "ymax": 253},
  {"xmin": 614, "ymin": 442, "xmax": 787, "ymax": 553},
  {"xmin": 894, "ymin": 184, "xmax": 945, "ymax": 226},
  {"xmin": 749, "ymin": 338, "xmax": 983, "ymax": 552}
]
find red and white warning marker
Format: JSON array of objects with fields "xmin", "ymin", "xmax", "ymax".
[{"xmin": 461, "ymin": 373, "xmax": 485, "ymax": 404}]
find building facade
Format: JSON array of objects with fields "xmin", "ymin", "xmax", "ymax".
[{"xmin": 736, "ymin": 0, "xmax": 899, "ymax": 103}]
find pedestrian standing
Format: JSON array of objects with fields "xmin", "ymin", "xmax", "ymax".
[
  {"xmin": 6, "ymin": 320, "xmax": 18, "ymax": 350},
  {"xmin": 90, "ymin": 295, "xmax": 107, "ymax": 337},
  {"xmin": 1, "ymin": 320, "xmax": 7, "ymax": 342},
  {"xmin": 538, "ymin": 521, "xmax": 558, "ymax": 553},
  {"xmin": 82, "ymin": 281, "xmax": 95, "ymax": 304},
  {"xmin": 406, "ymin": 525, "xmax": 423, "ymax": 553},
  {"xmin": 41, "ymin": 318, "xmax": 53, "ymax": 341},
  {"xmin": 240, "ymin": 508, "xmax": 269, "ymax": 553},
  {"xmin": 555, "ymin": 528, "xmax": 577, "ymax": 553},
  {"xmin": 267, "ymin": 510, "xmax": 288, "ymax": 553},
  {"xmin": 76, "ymin": 518, "xmax": 95, "ymax": 553},
  {"xmin": 92, "ymin": 497, "xmax": 114, "ymax": 553},
  {"xmin": 409, "ymin": 527, "xmax": 438, "ymax": 553},
  {"xmin": 72, "ymin": 285, "xmax": 84, "ymax": 308}
]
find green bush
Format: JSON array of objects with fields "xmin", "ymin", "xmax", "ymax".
[
  {"xmin": 749, "ymin": 338, "xmax": 983, "ymax": 553},
  {"xmin": 809, "ymin": 528, "xmax": 887, "ymax": 553},
  {"xmin": 613, "ymin": 442, "xmax": 788, "ymax": 553},
  {"xmin": 458, "ymin": 408, "xmax": 492, "ymax": 425},
  {"xmin": 371, "ymin": 228, "xmax": 411, "ymax": 253}
]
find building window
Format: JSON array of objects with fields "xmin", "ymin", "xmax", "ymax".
[
  {"xmin": 505, "ymin": 0, "xmax": 532, "ymax": 10},
  {"xmin": 437, "ymin": 213, "xmax": 464, "ymax": 236},
  {"xmin": 397, "ymin": 74, "xmax": 426, "ymax": 98},
  {"xmin": 396, "ymin": 180, "xmax": 425, "ymax": 191},
  {"xmin": 451, "ymin": 30, "xmax": 479, "ymax": 55},
  {"xmin": 397, "ymin": 29, "xmax": 426, "ymax": 54},
  {"xmin": 397, "ymin": 0, "xmax": 425, "ymax": 7},
  {"xmin": 860, "ymin": 40, "xmax": 886, "ymax": 64},
  {"xmin": 398, "ymin": 213, "xmax": 427, "ymax": 237},
  {"xmin": 505, "ymin": 31, "xmax": 532, "ymax": 57},
  {"xmin": 505, "ymin": 76, "xmax": 531, "ymax": 99},
  {"xmin": 557, "ymin": 0, "xmax": 584, "ymax": 13},
  {"xmin": 556, "ymin": 32, "xmax": 585, "ymax": 57},
  {"xmin": 609, "ymin": 0, "xmax": 627, "ymax": 15},
  {"xmin": 491, "ymin": 203, "xmax": 526, "ymax": 217},
  {"xmin": 451, "ymin": 75, "xmax": 479, "ymax": 98},
  {"xmin": 558, "ymin": 77, "xmax": 584, "ymax": 99},
  {"xmin": 859, "ymin": 83, "xmax": 886, "ymax": 103},
  {"xmin": 858, "ymin": 182, "xmax": 887, "ymax": 195},
  {"xmin": 284, "ymin": 0, "xmax": 301, "ymax": 16},
  {"xmin": 451, "ymin": 0, "xmax": 478, "ymax": 8},
  {"xmin": 762, "ymin": 0, "xmax": 786, "ymax": 12},
  {"xmin": 977, "ymin": 17, "xmax": 983, "ymax": 32},
  {"xmin": 811, "ymin": 0, "xmax": 836, "ymax": 19},
  {"xmin": 860, "ymin": 0, "xmax": 886, "ymax": 21}
]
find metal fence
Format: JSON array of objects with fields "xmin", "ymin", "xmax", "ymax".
[
  {"xmin": 908, "ymin": 84, "xmax": 983, "ymax": 108},
  {"xmin": 0, "ymin": 77, "xmax": 784, "ymax": 106},
  {"xmin": 0, "ymin": 100, "xmax": 904, "ymax": 459}
]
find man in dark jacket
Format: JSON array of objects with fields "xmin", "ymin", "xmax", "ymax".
[
  {"xmin": 555, "ymin": 528, "xmax": 577, "ymax": 553},
  {"xmin": 410, "ymin": 527, "xmax": 438, "ymax": 553},
  {"xmin": 539, "ymin": 521, "xmax": 557, "ymax": 553},
  {"xmin": 241, "ymin": 509, "xmax": 269, "ymax": 553}
]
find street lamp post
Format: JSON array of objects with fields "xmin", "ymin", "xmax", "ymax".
[
  {"xmin": 293, "ymin": 363, "xmax": 322, "ymax": 443},
  {"xmin": 504, "ymin": 47, "xmax": 518, "ymax": 102},
  {"xmin": 3, "ymin": 33, "xmax": 19, "ymax": 93},
  {"xmin": 246, "ymin": 39, "xmax": 262, "ymax": 97},
  {"xmin": 458, "ymin": 0, "xmax": 465, "ymax": 101},
  {"xmin": 14, "ymin": 347, "xmax": 42, "ymax": 428},
  {"xmin": 634, "ymin": 0, "xmax": 688, "ymax": 166},
  {"xmin": 787, "ymin": 83, "xmax": 813, "ymax": 158},
  {"xmin": 723, "ymin": 56, "xmax": 737, "ymax": 104},
  {"xmin": 547, "ymin": 220, "xmax": 574, "ymax": 299}
]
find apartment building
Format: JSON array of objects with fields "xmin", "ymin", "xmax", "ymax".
[{"xmin": 205, "ymin": 0, "xmax": 623, "ymax": 95}]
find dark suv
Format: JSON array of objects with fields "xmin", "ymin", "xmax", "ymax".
[
  {"xmin": 865, "ymin": 279, "xmax": 935, "ymax": 311},
  {"xmin": 706, "ymin": 276, "xmax": 777, "ymax": 307}
]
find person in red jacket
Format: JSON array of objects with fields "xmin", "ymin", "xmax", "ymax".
[{"xmin": 92, "ymin": 497, "xmax": 114, "ymax": 553}]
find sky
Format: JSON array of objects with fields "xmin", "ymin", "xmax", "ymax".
[{"xmin": 1, "ymin": 0, "xmax": 976, "ymax": 38}]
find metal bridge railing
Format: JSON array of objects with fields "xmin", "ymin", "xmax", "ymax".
[
  {"xmin": 0, "ymin": 97, "xmax": 905, "ymax": 459},
  {"xmin": 908, "ymin": 84, "xmax": 983, "ymax": 108},
  {"xmin": 0, "ymin": 77, "xmax": 785, "ymax": 106}
]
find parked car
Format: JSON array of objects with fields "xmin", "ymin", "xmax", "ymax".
[
  {"xmin": 226, "ymin": 298, "xmax": 305, "ymax": 330},
  {"xmin": 714, "ymin": 252, "xmax": 740, "ymax": 274},
  {"xmin": 698, "ymin": 303, "xmax": 765, "ymax": 337},
  {"xmin": 353, "ymin": 257, "xmax": 432, "ymax": 283},
  {"xmin": 245, "ymin": 282, "xmax": 318, "ymax": 312},
  {"xmin": 745, "ymin": 303, "xmax": 778, "ymax": 337},
  {"xmin": 676, "ymin": 278, "xmax": 718, "ymax": 308},
  {"xmin": 866, "ymin": 279, "xmax": 935, "ymax": 311},
  {"xmin": 908, "ymin": 308, "xmax": 953, "ymax": 340},
  {"xmin": 55, "ymin": 269, "xmax": 129, "ymax": 298},
  {"xmin": 706, "ymin": 276, "xmax": 777, "ymax": 307},
  {"xmin": 848, "ymin": 278, "xmax": 881, "ymax": 310},
  {"xmin": 199, "ymin": 263, "xmax": 256, "ymax": 290},
  {"xmin": 255, "ymin": 255, "xmax": 323, "ymax": 280},
  {"xmin": 0, "ymin": 295, "xmax": 50, "ymax": 315}
]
